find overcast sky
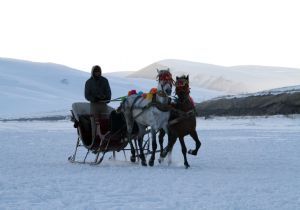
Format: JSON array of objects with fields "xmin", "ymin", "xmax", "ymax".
[{"xmin": 1, "ymin": 0, "xmax": 300, "ymax": 72}]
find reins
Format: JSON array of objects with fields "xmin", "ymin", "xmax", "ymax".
[{"xmin": 96, "ymin": 96, "xmax": 127, "ymax": 103}]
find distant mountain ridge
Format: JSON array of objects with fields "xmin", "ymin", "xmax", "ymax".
[{"xmin": 129, "ymin": 59, "xmax": 300, "ymax": 94}]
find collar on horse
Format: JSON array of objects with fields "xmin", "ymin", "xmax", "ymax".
[
  {"xmin": 151, "ymin": 93, "xmax": 171, "ymax": 112},
  {"xmin": 156, "ymin": 90, "xmax": 168, "ymax": 98}
]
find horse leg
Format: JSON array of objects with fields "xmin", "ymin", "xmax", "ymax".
[
  {"xmin": 161, "ymin": 133, "xmax": 176, "ymax": 158},
  {"xmin": 158, "ymin": 128, "xmax": 176, "ymax": 165},
  {"xmin": 167, "ymin": 136, "xmax": 177, "ymax": 166},
  {"xmin": 129, "ymin": 138, "xmax": 136, "ymax": 163},
  {"xmin": 125, "ymin": 119, "xmax": 135, "ymax": 162},
  {"xmin": 138, "ymin": 136, "xmax": 147, "ymax": 166},
  {"xmin": 188, "ymin": 130, "xmax": 201, "ymax": 156},
  {"xmin": 148, "ymin": 129, "xmax": 157, "ymax": 167},
  {"xmin": 179, "ymin": 137, "xmax": 190, "ymax": 169},
  {"xmin": 158, "ymin": 129, "xmax": 165, "ymax": 163}
]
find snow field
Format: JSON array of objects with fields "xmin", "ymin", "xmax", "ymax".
[{"xmin": 0, "ymin": 116, "xmax": 300, "ymax": 209}]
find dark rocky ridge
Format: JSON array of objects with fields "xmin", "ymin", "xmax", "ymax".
[
  {"xmin": 0, "ymin": 115, "xmax": 69, "ymax": 122},
  {"xmin": 196, "ymin": 92, "xmax": 300, "ymax": 117}
]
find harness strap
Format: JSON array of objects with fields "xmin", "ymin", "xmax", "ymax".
[
  {"xmin": 174, "ymin": 109, "xmax": 196, "ymax": 117},
  {"xmin": 130, "ymin": 95, "xmax": 142, "ymax": 113},
  {"xmin": 131, "ymin": 94, "xmax": 171, "ymax": 121},
  {"xmin": 150, "ymin": 93, "xmax": 171, "ymax": 112},
  {"xmin": 152, "ymin": 102, "xmax": 171, "ymax": 112},
  {"xmin": 168, "ymin": 109, "xmax": 196, "ymax": 126},
  {"xmin": 131, "ymin": 95, "xmax": 154, "ymax": 121}
]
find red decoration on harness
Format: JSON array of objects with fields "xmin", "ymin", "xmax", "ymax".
[
  {"xmin": 157, "ymin": 71, "xmax": 174, "ymax": 85},
  {"xmin": 150, "ymin": 88, "xmax": 157, "ymax": 94},
  {"xmin": 128, "ymin": 90, "xmax": 137, "ymax": 96}
]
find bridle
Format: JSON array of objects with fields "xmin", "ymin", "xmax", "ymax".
[
  {"xmin": 157, "ymin": 71, "xmax": 175, "ymax": 85},
  {"xmin": 175, "ymin": 78, "xmax": 190, "ymax": 96},
  {"xmin": 157, "ymin": 71, "xmax": 174, "ymax": 97}
]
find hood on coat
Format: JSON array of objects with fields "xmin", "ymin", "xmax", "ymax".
[{"xmin": 91, "ymin": 65, "xmax": 102, "ymax": 78}]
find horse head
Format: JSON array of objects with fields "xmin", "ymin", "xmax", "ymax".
[
  {"xmin": 175, "ymin": 75, "xmax": 190, "ymax": 99},
  {"xmin": 156, "ymin": 68, "xmax": 174, "ymax": 96}
]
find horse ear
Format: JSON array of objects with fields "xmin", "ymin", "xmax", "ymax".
[{"xmin": 187, "ymin": 75, "xmax": 189, "ymax": 81}]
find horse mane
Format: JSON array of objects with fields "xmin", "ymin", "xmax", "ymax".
[{"xmin": 156, "ymin": 68, "xmax": 171, "ymax": 80}]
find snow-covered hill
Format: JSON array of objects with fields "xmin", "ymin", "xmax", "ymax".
[
  {"xmin": 0, "ymin": 58, "xmax": 225, "ymax": 118},
  {"xmin": 0, "ymin": 58, "xmax": 89, "ymax": 118},
  {"xmin": 129, "ymin": 59, "xmax": 300, "ymax": 94}
]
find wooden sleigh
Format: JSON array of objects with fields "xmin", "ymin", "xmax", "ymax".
[{"xmin": 68, "ymin": 102, "xmax": 150, "ymax": 165}]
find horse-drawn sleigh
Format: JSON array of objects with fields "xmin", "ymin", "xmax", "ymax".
[
  {"xmin": 68, "ymin": 70, "xmax": 201, "ymax": 168},
  {"xmin": 68, "ymin": 102, "xmax": 130, "ymax": 164}
]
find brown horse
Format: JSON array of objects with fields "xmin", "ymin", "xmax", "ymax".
[{"xmin": 160, "ymin": 75, "xmax": 201, "ymax": 168}]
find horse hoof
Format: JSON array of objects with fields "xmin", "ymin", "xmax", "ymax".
[
  {"xmin": 188, "ymin": 149, "xmax": 197, "ymax": 156},
  {"xmin": 185, "ymin": 164, "xmax": 190, "ymax": 169},
  {"xmin": 161, "ymin": 150, "xmax": 167, "ymax": 158},
  {"xmin": 141, "ymin": 161, "xmax": 147, "ymax": 166},
  {"xmin": 149, "ymin": 159, "xmax": 154, "ymax": 167},
  {"xmin": 130, "ymin": 156, "xmax": 136, "ymax": 163},
  {"xmin": 158, "ymin": 158, "xmax": 164, "ymax": 164}
]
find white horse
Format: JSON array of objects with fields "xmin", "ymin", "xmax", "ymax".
[{"xmin": 119, "ymin": 69, "xmax": 173, "ymax": 166}]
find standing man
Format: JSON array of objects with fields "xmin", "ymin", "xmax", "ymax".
[{"xmin": 85, "ymin": 65, "xmax": 112, "ymax": 141}]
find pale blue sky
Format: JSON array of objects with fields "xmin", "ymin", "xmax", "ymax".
[{"xmin": 1, "ymin": 0, "xmax": 299, "ymax": 72}]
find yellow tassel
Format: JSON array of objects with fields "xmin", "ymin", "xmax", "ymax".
[{"xmin": 146, "ymin": 93, "xmax": 153, "ymax": 100}]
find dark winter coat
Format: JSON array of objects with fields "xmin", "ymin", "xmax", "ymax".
[{"xmin": 85, "ymin": 70, "xmax": 111, "ymax": 103}]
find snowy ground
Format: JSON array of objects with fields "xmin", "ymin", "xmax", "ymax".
[{"xmin": 0, "ymin": 116, "xmax": 300, "ymax": 210}]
